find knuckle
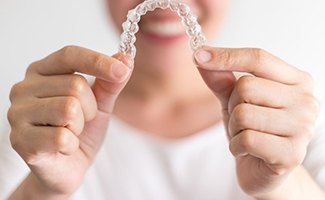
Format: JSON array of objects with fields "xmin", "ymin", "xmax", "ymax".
[
  {"xmin": 232, "ymin": 104, "xmax": 250, "ymax": 128},
  {"xmin": 218, "ymin": 48, "xmax": 234, "ymax": 67},
  {"xmin": 288, "ymin": 141, "xmax": 306, "ymax": 168},
  {"xmin": 303, "ymin": 71, "xmax": 313, "ymax": 82},
  {"xmin": 250, "ymin": 48, "xmax": 268, "ymax": 66},
  {"xmin": 9, "ymin": 82, "xmax": 24, "ymax": 102},
  {"xmin": 299, "ymin": 97, "xmax": 320, "ymax": 127},
  {"xmin": 300, "ymin": 71, "xmax": 314, "ymax": 90},
  {"xmin": 238, "ymin": 130, "xmax": 255, "ymax": 150},
  {"xmin": 228, "ymin": 140, "xmax": 236, "ymax": 156},
  {"xmin": 7, "ymin": 106, "xmax": 16, "ymax": 126},
  {"xmin": 298, "ymin": 123, "xmax": 315, "ymax": 141},
  {"xmin": 304, "ymin": 95, "xmax": 320, "ymax": 116},
  {"xmin": 54, "ymin": 128, "xmax": 71, "ymax": 151},
  {"xmin": 236, "ymin": 76, "xmax": 255, "ymax": 101},
  {"xmin": 61, "ymin": 45, "xmax": 77, "ymax": 55},
  {"xmin": 7, "ymin": 105, "xmax": 23, "ymax": 127},
  {"xmin": 294, "ymin": 95, "xmax": 319, "ymax": 131},
  {"xmin": 92, "ymin": 54, "xmax": 106, "ymax": 73},
  {"xmin": 59, "ymin": 45, "xmax": 78, "ymax": 61},
  {"xmin": 9, "ymin": 129, "xmax": 20, "ymax": 152},
  {"xmin": 9, "ymin": 128, "xmax": 29, "ymax": 158},
  {"xmin": 25, "ymin": 61, "xmax": 39, "ymax": 75},
  {"xmin": 68, "ymin": 75, "xmax": 88, "ymax": 96},
  {"xmin": 290, "ymin": 154, "xmax": 304, "ymax": 168},
  {"xmin": 61, "ymin": 97, "xmax": 80, "ymax": 121}
]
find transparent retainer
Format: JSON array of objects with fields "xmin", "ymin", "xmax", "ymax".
[{"xmin": 118, "ymin": 0, "xmax": 206, "ymax": 60}]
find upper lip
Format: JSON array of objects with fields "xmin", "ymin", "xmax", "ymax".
[
  {"xmin": 140, "ymin": 9, "xmax": 201, "ymax": 23},
  {"xmin": 141, "ymin": 11, "xmax": 181, "ymax": 22}
]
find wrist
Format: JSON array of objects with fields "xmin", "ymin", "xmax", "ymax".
[
  {"xmin": 255, "ymin": 165, "xmax": 325, "ymax": 200},
  {"xmin": 254, "ymin": 177, "xmax": 294, "ymax": 200},
  {"xmin": 9, "ymin": 173, "xmax": 71, "ymax": 200},
  {"xmin": 254, "ymin": 166, "xmax": 301, "ymax": 200}
]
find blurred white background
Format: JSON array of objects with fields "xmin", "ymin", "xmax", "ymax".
[{"xmin": 1, "ymin": 0, "xmax": 324, "ymax": 132}]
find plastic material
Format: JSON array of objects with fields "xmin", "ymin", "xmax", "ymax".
[{"xmin": 118, "ymin": 0, "xmax": 206, "ymax": 60}]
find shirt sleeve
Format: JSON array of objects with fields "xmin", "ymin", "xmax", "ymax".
[
  {"xmin": 303, "ymin": 95, "xmax": 325, "ymax": 190},
  {"xmin": 0, "ymin": 121, "xmax": 29, "ymax": 199}
]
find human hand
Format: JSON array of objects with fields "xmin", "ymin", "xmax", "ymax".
[
  {"xmin": 195, "ymin": 47, "xmax": 319, "ymax": 198},
  {"xmin": 7, "ymin": 46, "xmax": 132, "ymax": 197}
]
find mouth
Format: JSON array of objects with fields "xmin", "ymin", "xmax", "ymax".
[
  {"xmin": 139, "ymin": 19, "xmax": 188, "ymax": 43},
  {"xmin": 141, "ymin": 20, "xmax": 185, "ymax": 36}
]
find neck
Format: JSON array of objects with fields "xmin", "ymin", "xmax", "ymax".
[{"xmin": 115, "ymin": 58, "xmax": 223, "ymax": 139}]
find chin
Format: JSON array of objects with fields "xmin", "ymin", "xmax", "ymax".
[
  {"xmin": 135, "ymin": 46, "xmax": 194, "ymax": 74},
  {"xmin": 134, "ymin": 33, "xmax": 195, "ymax": 73}
]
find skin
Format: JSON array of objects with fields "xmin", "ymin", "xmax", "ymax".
[{"xmin": 7, "ymin": 0, "xmax": 325, "ymax": 199}]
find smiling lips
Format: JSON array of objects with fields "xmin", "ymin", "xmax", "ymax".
[
  {"xmin": 141, "ymin": 20, "xmax": 185, "ymax": 37},
  {"xmin": 139, "ymin": 10, "xmax": 197, "ymax": 42}
]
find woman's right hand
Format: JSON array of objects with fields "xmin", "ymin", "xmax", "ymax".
[{"xmin": 7, "ymin": 46, "xmax": 132, "ymax": 199}]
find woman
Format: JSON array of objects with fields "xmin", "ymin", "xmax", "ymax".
[{"xmin": 3, "ymin": 0, "xmax": 325, "ymax": 199}]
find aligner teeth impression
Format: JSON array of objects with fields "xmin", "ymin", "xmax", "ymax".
[{"xmin": 118, "ymin": 0, "xmax": 206, "ymax": 60}]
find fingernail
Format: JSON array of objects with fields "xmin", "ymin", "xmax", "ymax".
[
  {"xmin": 114, "ymin": 53, "xmax": 134, "ymax": 69},
  {"xmin": 111, "ymin": 62, "xmax": 130, "ymax": 80},
  {"xmin": 195, "ymin": 49, "xmax": 212, "ymax": 64},
  {"xmin": 124, "ymin": 55, "xmax": 134, "ymax": 69}
]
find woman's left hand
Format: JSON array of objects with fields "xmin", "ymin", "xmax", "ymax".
[{"xmin": 195, "ymin": 47, "xmax": 319, "ymax": 198}]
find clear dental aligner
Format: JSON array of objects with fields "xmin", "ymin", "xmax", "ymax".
[{"xmin": 118, "ymin": 0, "xmax": 206, "ymax": 60}]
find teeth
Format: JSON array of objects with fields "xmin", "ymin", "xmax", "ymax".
[{"xmin": 142, "ymin": 21, "xmax": 185, "ymax": 36}]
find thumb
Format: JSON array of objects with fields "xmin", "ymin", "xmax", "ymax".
[
  {"xmin": 195, "ymin": 47, "xmax": 236, "ymax": 113},
  {"xmin": 197, "ymin": 68, "xmax": 235, "ymax": 133},
  {"xmin": 197, "ymin": 68, "xmax": 235, "ymax": 110},
  {"xmin": 92, "ymin": 53, "xmax": 133, "ymax": 114},
  {"xmin": 79, "ymin": 54, "xmax": 132, "ymax": 158},
  {"xmin": 195, "ymin": 48, "xmax": 236, "ymax": 135}
]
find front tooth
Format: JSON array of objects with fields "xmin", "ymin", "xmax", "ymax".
[{"xmin": 144, "ymin": 21, "xmax": 185, "ymax": 36}]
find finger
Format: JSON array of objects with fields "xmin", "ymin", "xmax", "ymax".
[
  {"xmin": 13, "ymin": 74, "xmax": 97, "ymax": 121},
  {"xmin": 195, "ymin": 47, "xmax": 305, "ymax": 85},
  {"xmin": 229, "ymin": 103, "xmax": 299, "ymax": 138},
  {"xmin": 27, "ymin": 45, "xmax": 131, "ymax": 83},
  {"xmin": 11, "ymin": 125, "xmax": 79, "ymax": 160},
  {"xmin": 15, "ymin": 97, "xmax": 85, "ymax": 136},
  {"xmin": 91, "ymin": 53, "xmax": 133, "ymax": 113},
  {"xmin": 229, "ymin": 130, "xmax": 306, "ymax": 173},
  {"xmin": 228, "ymin": 75, "xmax": 294, "ymax": 114}
]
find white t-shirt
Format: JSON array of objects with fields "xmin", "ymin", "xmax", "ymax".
[{"xmin": 1, "ymin": 102, "xmax": 325, "ymax": 200}]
